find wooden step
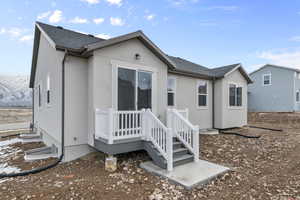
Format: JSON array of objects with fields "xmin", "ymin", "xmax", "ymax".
[
  {"xmin": 173, "ymin": 154, "xmax": 194, "ymax": 167},
  {"xmin": 173, "ymin": 148, "xmax": 189, "ymax": 157}
]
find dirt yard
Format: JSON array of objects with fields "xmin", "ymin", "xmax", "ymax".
[
  {"xmin": 0, "ymin": 112, "xmax": 300, "ymax": 200},
  {"xmin": 0, "ymin": 108, "xmax": 32, "ymax": 124}
]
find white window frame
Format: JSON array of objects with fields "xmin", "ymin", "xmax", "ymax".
[
  {"xmin": 196, "ymin": 80, "xmax": 208, "ymax": 109},
  {"xmin": 229, "ymin": 82, "xmax": 243, "ymax": 108},
  {"xmin": 46, "ymin": 74, "xmax": 51, "ymax": 107},
  {"xmin": 167, "ymin": 76, "xmax": 176, "ymax": 107},
  {"xmin": 262, "ymin": 74, "xmax": 271, "ymax": 86}
]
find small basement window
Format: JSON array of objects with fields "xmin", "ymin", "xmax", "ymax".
[
  {"xmin": 38, "ymin": 84, "xmax": 42, "ymax": 107},
  {"xmin": 229, "ymin": 83, "xmax": 242, "ymax": 107},
  {"xmin": 46, "ymin": 75, "xmax": 51, "ymax": 105},
  {"xmin": 263, "ymin": 74, "xmax": 271, "ymax": 86},
  {"xmin": 167, "ymin": 77, "xmax": 176, "ymax": 106},
  {"xmin": 197, "ymin": 80, "xmax": 207, "ymax": 107}
]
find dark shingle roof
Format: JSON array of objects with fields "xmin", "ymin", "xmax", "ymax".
[
  {"xmin": 37, "ymin": 22, "xmax": 105, "ymax": 50},
  {"xmin": 167, "ymin": 56, "xmax": 211, "ymax": 76},
  {"xmin": 31, "ymin": 22, "xmax": 252, "ymax": 87},
  {"xmin": 210, "ymin": 63, "xmax": 240, "ymax": 77}
]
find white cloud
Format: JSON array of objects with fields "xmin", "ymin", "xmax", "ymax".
[
  {"xmin": 289, "ymin": 36, "xmax": 300, "ymax": 42},
  {"xmin": 110, "ymin": 17, "xmax": 125, "ymax": 26},
  {"xmin": 49, "ymin": 10, "xmax": 63, "ymax": 23},
  {"xmin": 146, "ymin": 14, "xmax": 156, "ymax": 21},
  {"xmin": 93, "ymin": 18, "xmax": 104, "ymax": 24},
  {"xmin": 204, "ymin": 6, "xmax": 239, "ymax": 11},
  {"xmin": 51, "ymin": 1, "xmax": 57, "ymax": 7},
  {"xmin": 169, "ymin": 0, "xmax": 198, "ymax": 6},
  {"xmin": 96, "ymin": 33, "xmax": 111, "ymax": 39},
  {"xmin": 0, "ymin": 28, "xmax": 6, "ymax": 34},
  {"xmin": 19, "ymin": 35, "xmax": 34, "ymax": 42},
  {"xmin": 81, "ymin": 0, "xmax": 100, "ymax": 4},
  {"xmin": 37, "ymin": 11, "xmax": 51, "ymax": 20},
  {"xmin": 106, "ymin": 0, "xmax": 122, "ymax": 6},
  {"xmin": 70, "ymin": 17, "xmax": 89, "ymax": 24},
  {"xmin": 6, "ymin": 28, "xmax": 24, "ymax": 37},
  {"xmin": 258, "ymin": 49, "xmax": 300, "ymax": 68}
]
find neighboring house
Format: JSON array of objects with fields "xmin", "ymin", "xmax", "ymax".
[
  {"xmin": 29, "ymin": 22, "xmax": 252, "ymax": 171},
  {"xmin": 248, "ymin": 64, "xmax": 300, "ymax": 112}
]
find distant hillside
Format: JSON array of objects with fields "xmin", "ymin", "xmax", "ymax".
[{"xmin": 0, "ymin": 75, "xmax": 32, "ymax": 107}]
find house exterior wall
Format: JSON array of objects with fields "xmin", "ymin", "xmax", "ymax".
[
  {"xmin": 293, "ymin": 72, "xmax": 300, "ymax": 111},
  {"xmin": 168, "ymin": 74, "xmax": 213, "ymax": 129},
  {"xmin": 248, "ymin": 66, "xmax": 295, "ymax": 112},
  {"xmin": 214, "ymin": 79, "xmax": 223, "ymax": 128},
  {"xmin": 221, "ymin": 69, "xmax": 248, "ymax": 128},
  {"xmin": 33, "ymin": 33, "xmax": 64, "ymax": 155},
  {"xmin": 88, "ymin": 38, "xmax": 169, "ymax": 139}
]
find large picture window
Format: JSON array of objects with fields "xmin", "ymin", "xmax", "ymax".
[
  {"xmin": 167, "ymin": 77, "xmax": 176, "ymax": 106},
  {"xmin": 229, "ymin": 84, "xmax": 242, "ymax": 107},
  {"xmin": 197, "ymin": 80, "xmax": 207, "ymax": 107}
]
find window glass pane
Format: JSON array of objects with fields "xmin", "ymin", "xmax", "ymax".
[
  {"xmin": 47, "ymin": 90, "xmax": 50, "ymax": 104},
  {"xmin": 167, "ymin": 78, "xmax": 175, "ymax": 92},
  {"xmin": 198, "ymin": 95, "xmax": 207, "ymax": 106},
  {"xmin": 38, "ymin": 85, "xmax": 41, "ymax": 107},
  {"xmin": 297, "ymin": 91, "xmax": 299, "ymax": 102},
  {"xmin": 229, "ymin": 84, "xmax": 236, "ymax": 106},
  {"xmin": 168, "ymin": 93, "xmax": 174, "ymax": 106},
  {"xmin": 237, "ymin": 87, "xmax": 242, "ymax": 106},
  {"xmin": 118, "ymin": 68, "xmax": 136, "ymax": 110},
  {"xmin": 138, "ymin": 71, "xmax": 152, "ymax": 110},
  {"xmin": 198, "ymin": 81, "xmax": 207, "ymax": 94},
  {"xmin": 264, "ymin": 75, "xmax": 270, "ymax": 85}
]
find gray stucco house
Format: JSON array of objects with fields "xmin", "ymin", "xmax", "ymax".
[
  {"xmin": 29, "ymin": 22, "xmax": 252, "ymax": 171},
  {"xmin": 248, "ymin": 64, "xmax": 300, "ymax": 112}
]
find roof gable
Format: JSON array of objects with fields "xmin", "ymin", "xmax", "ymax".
[{"xmin": 250, "ymin": 64, "xmax": 300, "ymax": 75}]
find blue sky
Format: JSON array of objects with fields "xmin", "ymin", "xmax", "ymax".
[{"xmin": 1, "ymin": 0, "xmax": 300, "ymax": 76}]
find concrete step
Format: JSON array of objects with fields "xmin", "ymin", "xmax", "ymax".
[
  {"xmin": 24, "ymin": 152, "xmax": 58, "ymax": 161},
  {"xmin": 173, "ymin": 154, "xmax": 194, "ymax": 167}
]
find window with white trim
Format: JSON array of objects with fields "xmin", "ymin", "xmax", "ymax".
[
  {"xmin": 167, "ymin": 77, "xmax": 176, "ymax": 106},
  {"xmin": 229, "ymin": 83, "xmax": 242, "ymax": 107},
  {"xmin": 46, "ymin": 75, "xmax": 51, "ymax": 105},
  {"xmin": 296, "ymin": 90, "xmax": 300, "ymax": 102},
  {"xmin": 263, "ymin": 74, "xmax": 271, "ymax": 86},
  {"xmin": 197, "ymin": 80, "xmax": 207, "ymax": 107}
]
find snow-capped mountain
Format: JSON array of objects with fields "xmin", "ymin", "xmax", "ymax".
[{"xmin": 0, "ymin": 75, "xmax": 32, "ymax": 107}]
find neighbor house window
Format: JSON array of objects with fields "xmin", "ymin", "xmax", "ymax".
[
  {"xmin": 263, "ymin": 74, "xmax": 271, "ymax": 86},
  {"xmin": 296, "ymin": 91, "xmax": 300, "ymax": 102},
  {"xmin": 167, "ymin": 77, "xmax": 176, "ymax": 106},
  {"xmin": 229, "ymin": 83, "xmax": 242, "ymax": 107},
  {"xmin": 197, "ymin": 80, "xmax": 207, "ymax": 107},
  {"xmin": 38, "ymin": 84, "xmax": 42, "ymax": 107},
  {"xmin": 46, "ymin": 75, "xmax": 51, "ymax": 105}
]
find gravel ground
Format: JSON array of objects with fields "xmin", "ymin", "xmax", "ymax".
[{"xmin": 0, "ymin": 113, "xmax": 300, "ymax": 199}]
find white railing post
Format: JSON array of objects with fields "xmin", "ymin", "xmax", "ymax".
[
  {"xmin": 193, "ymin": 125, "xmax": 199, "ymax": 162},
  {"xmin": 141, "ymin": 109, "xmax": 147, "ymax": 140},
  {"xmin": 108, "ymin": 108, "xmax": 114, "ymax": 144},
  {"xmin": 185, "ymin": 108, "xmax": 189, "ymax": 120},
  {"xmin": 166, "ymin": 128, "xmax": 173, "ymax": 172}
]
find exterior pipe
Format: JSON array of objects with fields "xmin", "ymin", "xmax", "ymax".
[{"xmin": 0, "ymin": 50, "xmax": 68, "ymax": 179}]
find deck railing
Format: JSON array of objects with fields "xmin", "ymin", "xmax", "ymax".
[
  {"xmin": 95, "ymin": 108, "xmax": 173, "ymax": 171},
  {"xmin": 167, "ymin": 108, "xmax": 199, "ymax": 162},
  {"xmin": 95, "ymin": 108, "xmax": 143, "ymax": 144}
]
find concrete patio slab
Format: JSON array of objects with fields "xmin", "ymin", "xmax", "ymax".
[
  {"xmin": 140, "ymin": 160, "xmax": 229, "ymax": 190},
  {"xmin": 199, "ymin": 129, "xmax": 219, "ymax": 135}
]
